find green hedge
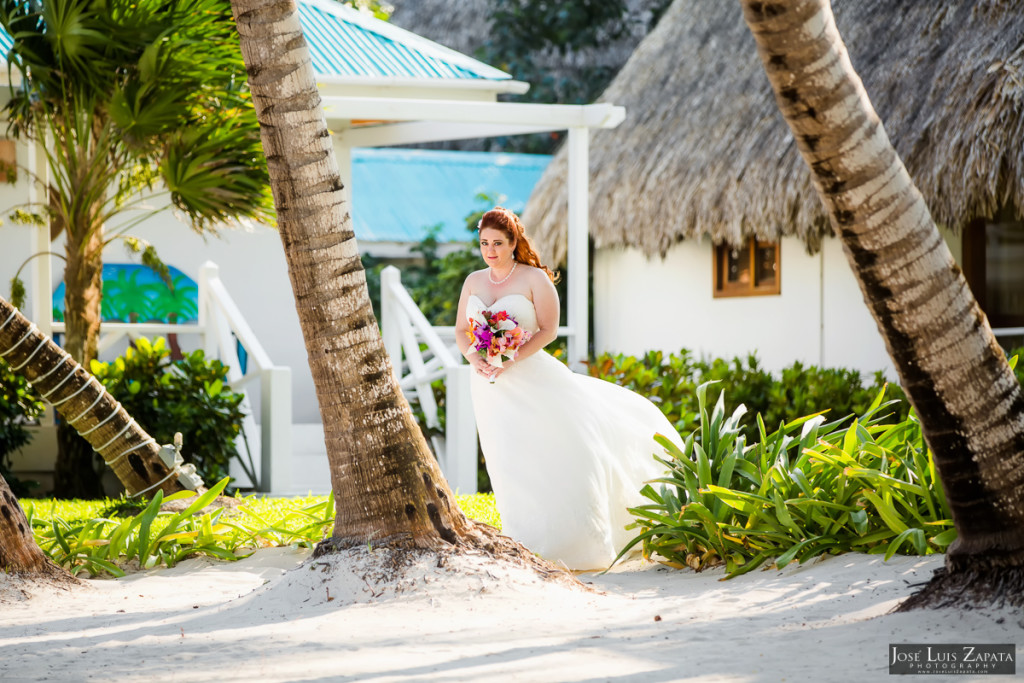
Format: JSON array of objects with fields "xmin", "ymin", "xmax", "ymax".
[{"xmin": 587, "ymin": 349, "xmax": 916, "ymax": 439}]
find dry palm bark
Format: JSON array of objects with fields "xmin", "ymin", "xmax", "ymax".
[
  {"xmin": 0, "ymin": 471, "xmax": 69, "ymax": 578},
  {"xmin": 740, "ymin": 0, "xmax": 1024, "ymax": 607},
  {"xmin": 0, "ymin": 296, "xmax": 187, "ymax": 497},
  {"xmin": 226, "ymin": 0, "xmax": 572, "ymax": 579}
]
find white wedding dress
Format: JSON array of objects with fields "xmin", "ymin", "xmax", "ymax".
[{"xmin": 467, "ymin": 293, "xmax": 684, "ymax": 570}]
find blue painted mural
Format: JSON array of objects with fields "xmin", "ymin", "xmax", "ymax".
[{"xmin": 52, "ymin": 264, "xmax": 198, "ymax": 324}]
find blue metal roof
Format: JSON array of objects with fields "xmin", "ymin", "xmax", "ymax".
[
  {"xmin": 299, "ymin": 0, "xmax": 512, "ymax": 82},
  {"xmin": 0, "ymin": 0, "xmax": 512, "ymax": 85},
  {"xmin": 351, "ymin": 148, "xmax": 550, "ymax": 243}
]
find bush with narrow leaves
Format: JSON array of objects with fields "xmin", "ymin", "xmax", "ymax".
[{"xmin": 620, "ymin": 382, "xmax": 954, "ymax": 578}]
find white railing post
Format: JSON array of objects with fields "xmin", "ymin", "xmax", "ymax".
[
  {"xmin": 445, "ymin": 365, "xmax": 478, "ymax": 494},
  {"xmin": 262, "ymin": 366, "xmax": 292, "ymax": 493},
  {"xmin": 29, "ymin": 141, "xmax": 53, "ymax": 341},
  {"xmin": 198, "ymin": 261, "xmax": 218, "ymax": 359},
  {"xmin": 380, "ymin": 266, "xmax": 403, "ymax": 380},
  {"xmin": 380, "ymin": 266, "xmax": 478, "ymax": 492}
]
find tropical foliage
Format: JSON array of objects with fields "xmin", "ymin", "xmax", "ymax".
[
  {"xmin": 621, "ymin": 383, "xmax": 955, "ymax": 578},
  {"xmin": 478, "ymin": 0, "xmax": 670, "ymax": 153},
  {"xmin": 88, "ymin": 337, "xmax": 249, "ymax": 485},
  {"xmin": 0, "ymin": 0, "xmax": 274, "ymax": 494},
  {"xmin": 0, "ymin": 362, "xmax": 45, "ymax": 497},
  {"xmin": 589, "ymin": 349, "xmax": 913, "ymax": 436},
  {"xmin": 0, "ymin": 0, "xmax": 273, "ymax": 359},
  {"xmin": 21, "ymin": 485, "xmax": 499, "ymax": 577}
]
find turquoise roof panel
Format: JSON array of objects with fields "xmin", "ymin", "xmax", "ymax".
[
  {"xmin": 351, "ymin": 148, "xmax": 550, "ymax": 243},
  {"xmin": 0, "ymin": 0, "xmax": 512, "ymax": 84},
  {"xmin": 299, "ymin": 0, "xmax": 511, "ymax": 82}
]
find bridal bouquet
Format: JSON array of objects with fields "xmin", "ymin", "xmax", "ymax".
[{"xmin": 466, "ymin": 309, "xmax": 532, "ymax": 369}]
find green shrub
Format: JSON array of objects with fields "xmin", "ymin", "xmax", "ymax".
[
  {"xmin": 0, "ymin": 361, "xmax": 45, "ymax": 496},
  {"xmin": 89, "ymin": 337, "xmax": 249, "ymax": 486},
  {"xmin": 621, "ymin": 383, "xmax": 954, "ymax": 578},
  {"xmin": 588, "ymin": 350, "xmax": 912, "ymax": 438}
]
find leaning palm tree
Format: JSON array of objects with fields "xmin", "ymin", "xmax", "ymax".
[
  {"xmin": 739, "ymin": 0, "xmax": 1024, "ymax": 607},
  {"xmin": 0, "ymin": 0, "xmax": 274, "ymax": 496},
  {"xmin": 227, "ymin": 0, "xmax": 560, "ymax": 569},
  {"xmin": 0, "ymin": 295, "xmax": 194, "ymax": 497}
]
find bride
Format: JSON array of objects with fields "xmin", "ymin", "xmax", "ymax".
[{"xmin": 455, "ymin": 207, "xmax": 684, "ymax": 570}]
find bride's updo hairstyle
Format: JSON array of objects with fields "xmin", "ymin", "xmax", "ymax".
[{"xmin": 477, "ymin": 207, "xmax": 558, "ymax": 283}]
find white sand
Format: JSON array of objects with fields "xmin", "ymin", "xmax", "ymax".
[{"xmin": 0, "ymin": 547, "xmax": 1020, "ymax": 682}]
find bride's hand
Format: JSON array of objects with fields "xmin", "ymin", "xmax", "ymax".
[{"xmin": 468, "ymin": 355, "xmax": 495, "ymax": 379}]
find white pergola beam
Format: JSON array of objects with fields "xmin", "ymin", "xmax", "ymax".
[
  {"xmin": 340, "ymin": 121, "xmax": 562, "ymax": 147},
  {"xmin": 322, "ymin": 96, "xmax": 625, "ymax": 130}
]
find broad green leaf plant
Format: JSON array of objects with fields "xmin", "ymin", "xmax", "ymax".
[{"xmin": 620, "ymin": 382, "xmax": 955, "ymax": 578}]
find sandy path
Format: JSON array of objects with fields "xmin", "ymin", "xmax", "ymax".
[{"xmin": 1, "ymin": 548, "xmax": 1020, "ymax": 682}]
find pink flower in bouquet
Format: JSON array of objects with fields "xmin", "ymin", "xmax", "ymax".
[{"xmin": 466, "ymin": 308, "xmax": 532, "ymax": 369}]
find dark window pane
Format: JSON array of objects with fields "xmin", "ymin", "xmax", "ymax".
[
  {"xmin": 987, "ymin": 220, "xmax": 1024, "ymax": 326},
  {"xmin": 727, "ymin": 244, "xmax": 751, "ymax": 284},
  {"xmin": 755, "ymin": 243, "xmax": 777, "ymax": 286}
]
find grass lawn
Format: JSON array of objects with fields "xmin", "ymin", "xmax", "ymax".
[
  {"xmin": 18, "ymin": 490, "xmax": 500, "ymax": 577},
  {"xmin": 20, "ymin": 491, "xmax": 500, "ymax": 539}
]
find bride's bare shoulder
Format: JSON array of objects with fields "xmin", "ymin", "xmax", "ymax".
[
  {"xmin": 519, "ymin": 264, "xmax": 547, "ymax": 280},
  {"xmin": 521, "ymin": 264, "xmax": 556, "ymax": 289},
  {"xmin": 461, "ymin": 269, "xmax": 489, "ymax": 295}
]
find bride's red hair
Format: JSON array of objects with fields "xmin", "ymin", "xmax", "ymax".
[{"xmin": 477, "ymin": 207, "xmax": 558, "ymax": 283}]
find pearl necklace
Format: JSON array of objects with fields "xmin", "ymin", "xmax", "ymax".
[{"xmin": 488, "ymin": 261, "xmax": 517, "ymax": 285}]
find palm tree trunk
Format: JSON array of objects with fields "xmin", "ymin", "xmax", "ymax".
[
  {"xmin": 0, "ymin": 296, "xmax": 188, "ymax": 498},
  {"xmin": 228, "ymin": 0, "xmax": 469, "ymax": 548},
  {"xmin": 53, "ymin": 213, "xmax": 105, "ymax": 497},
  {"xmin": 0, "ymin": 471, "xmax": 68, "ymax": 578},
  {"xmin": 228, "ymin": 0, "xmax": 531, "ymax": 559},
  {"xmin": 61, "ymin": 222, "xmax": 103, "ymax": 366},
  {"xmin": 739, "ymin": 0, "xmax": 1024, "ymax": 607}
]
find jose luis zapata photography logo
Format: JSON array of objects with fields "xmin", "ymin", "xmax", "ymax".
[{"xmin": 889, "ymin": 644, "xmax": 1016, "ymax": 675}]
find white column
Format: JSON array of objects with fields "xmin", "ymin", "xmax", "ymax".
[
  {"xmin": 29, "ymin": 141, "xmax": 52, "ymax": 337},
  {"xmin": 379, "ymin": 266, "xmax": 403, "ymax": 380},
  {"xmin": 566, "ymin": 126, "xmax": 590, "ymax": 370},
  {"xmin": 445, "ymin": 365, "xmax": 477, "ymax": 494},
  {"xmin": 198, "ymin": 261, "xmax": 218, "ymax": 358},
  {"xmin": 261, "ymin": 366, "xmax": 292, "ymax": 494},
  {"xmin": 336, "ymin": 143, "xmax": 353, "ymax": 217}
]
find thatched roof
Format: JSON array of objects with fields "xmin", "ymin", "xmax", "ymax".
[{"xmin": 524, "ymin": 0, "xmax": 1024, "ymax": 264}]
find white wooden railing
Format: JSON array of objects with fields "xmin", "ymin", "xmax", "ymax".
[
  {"xmin": 52, "ymin": 260, "xmax": 292, "ymax": 493},
  {"xmin": 380, "ymin": 266, "xmax": 478, "ymax": 494},
  {"xmin": 994, "ymin": 327, "xmax": 1024, "ymax": 343}
]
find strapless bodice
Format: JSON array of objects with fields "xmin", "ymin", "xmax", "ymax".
[{"xmin": 467, "ymin": 294, "xmax": 538, "ymax": 333}]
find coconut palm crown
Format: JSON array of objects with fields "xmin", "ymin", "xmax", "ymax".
[{"xmin": 0, "ymin": 0, "xmax": 274, "ymax": 495}]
